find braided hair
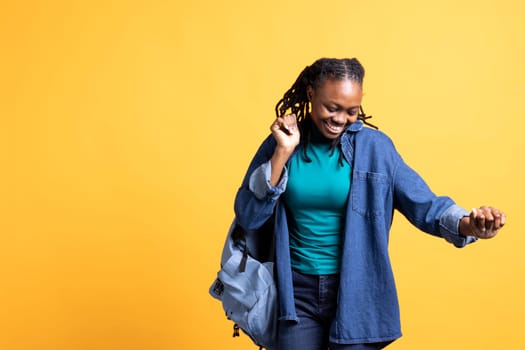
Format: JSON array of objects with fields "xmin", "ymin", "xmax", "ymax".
[{"xmin": 274, "ymin": 58, "xmax": 377, "ymax": 164}]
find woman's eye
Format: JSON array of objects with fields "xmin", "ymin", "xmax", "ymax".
[{"xmin": 326, "ymin": 106, "xmax": 337, "ymax": 113}]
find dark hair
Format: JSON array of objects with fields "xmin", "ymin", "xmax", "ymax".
[{"xmin": 274, "ymin": 58, "xmax": 377, "ymax": 164}]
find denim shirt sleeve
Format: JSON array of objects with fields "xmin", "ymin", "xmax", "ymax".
[
  {"xmin": 439, "ymin": 204, "xmax": 478, "ymax": 247},
  {"xmin": 249, "ymin": 161, "xmax": 288, "ymax": 200},
  {"xmin": 393, "ymin": 152, "xmax": 477, "ymax": 248}
]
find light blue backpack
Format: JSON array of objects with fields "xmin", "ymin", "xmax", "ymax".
[{"xmin": 209, "ymin": 218, "xmax": 278, "ymax": 350}]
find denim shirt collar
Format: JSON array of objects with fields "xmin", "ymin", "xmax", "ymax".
[
  {"xmin": 340, "ymin": 121, "xmax": 362, "ymax": 165},
  {"xmin": 345, "ymin": 120, "xmax": 364, "ymax": 133}
]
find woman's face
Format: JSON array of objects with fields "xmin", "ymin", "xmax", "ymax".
[{"xmin": 307, "ymin": 78, "xmax": 363, "ymax": 139}]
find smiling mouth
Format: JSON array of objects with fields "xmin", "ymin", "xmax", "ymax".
[{"xmin": 324, "ymin": 119, "xmax": 345, "ymax": 134}]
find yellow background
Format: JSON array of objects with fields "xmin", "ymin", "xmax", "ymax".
[{"xmin": 1, "ymin": 0, "xmax": 524, "ymax": 349}]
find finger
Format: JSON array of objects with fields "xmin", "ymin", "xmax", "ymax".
[
  {"xmin": 481, "ymin": 206, "xmax": 495, "ymax": 232},
  {"xmin": 271, "ymin": 117, "xmax": 285, "ymax": 132},
  {"xmin": 492, "ymin": 209, "xmax": 502, "ymax": 230},
  {"xmin": 283, "ymin": 114, "xmax": 298, "ymax": 133},
  {"xmin": 470, "ymin": 208, "xmax": 477, "ymax": 234},
  {"xmin": 501, "ymin": 212, "xmax": 507, "ymax": 226},
  {"xmin": 474, "ymin": 207, "xmax": 486, "ymax": 235},
  {"xmin": 470, "ymin": 208, "xmax": 482, "ymax": 237},
  {"xmin": 492, "ymin": 215, "xmax": 501, "ymax": 230},
  {"xmin": 270, "ymin": 120, "xmax": 280, "ymax": 133},
  {"xmin": 277, "ymin": 115, "xmax": 294, "ymax": 133},
  {"xmin": 281, "ymin": 117, "xmax": 290, "ymax": 133},
  {"xmin": 284, "ymin": 113, "xmax": 297, "ymax": 124}
]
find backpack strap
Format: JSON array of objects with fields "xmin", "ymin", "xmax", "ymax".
[
  {"xmin": 239, "ymin": 244, "xmax": 248, "ymax": 272},
  {"xmin": 231, "ymin": 225, "xmax": 250, "ymax": 273}
]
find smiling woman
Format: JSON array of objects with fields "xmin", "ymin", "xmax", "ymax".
[
  {"xmin": 231, "ymin": 57, "xmax": 506, "ymax": 350},
  {"xmin": 307, "ymin": 79, "xmax": 362, "ymax": 138},
  {"xmin": 2, "ymin": 0, "xmax": 522, "ymax": 348}
]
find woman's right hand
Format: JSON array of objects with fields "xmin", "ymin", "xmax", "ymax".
[
  {"xmin": 268, "ymin": 114, "xmax": 300, "ymax": 186},
  {"xmin": 270, "ymin": 114, "xmax": 300, "ymax": 151}
]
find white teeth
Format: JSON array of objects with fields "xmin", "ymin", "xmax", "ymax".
[{"xmin": 325, "ymin": 120, "xmax": 343, "ymax": 133}]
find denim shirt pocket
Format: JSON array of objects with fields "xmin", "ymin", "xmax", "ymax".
[{"xmin": 352, "ymin": 171, "xmax": 389, "ymax": 218}]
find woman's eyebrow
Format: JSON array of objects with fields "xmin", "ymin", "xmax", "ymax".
[{"xmin": 326, "ymin": 102, "xmax": 360, "ymax": 108}]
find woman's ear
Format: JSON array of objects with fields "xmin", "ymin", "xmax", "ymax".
[{"xmin": 306, "ymin": 85, "xmax": 313, "ymax": 101}]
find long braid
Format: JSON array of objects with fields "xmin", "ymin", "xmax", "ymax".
[
  {"xmin": 274, "ymin": 65, "xmax": 313, "ymax": 162},
  {"xmin": 274, "ymin": 65, "xmax": 311, "ymax": 123},
  {"xmin": 274, "ymin": 58, "xmax": 378, "ymax": 165}
]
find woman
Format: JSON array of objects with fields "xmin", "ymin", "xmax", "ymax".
[{"xmin": 233, "ymin": 58, "xmax": 505, "ymax": 350}]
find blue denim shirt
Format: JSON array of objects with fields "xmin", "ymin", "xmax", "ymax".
[{"xmin": 234, "ymin": 121, "xmax": 477, "ymax": 344}]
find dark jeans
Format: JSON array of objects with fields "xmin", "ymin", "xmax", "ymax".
[{"xmin": 278, "ymin": 270, "xmax": 392, "ymax": 350}]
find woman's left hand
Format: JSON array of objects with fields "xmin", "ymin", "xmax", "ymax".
[{"xmin": 460, "ymin": 206, "xmax": 506, "ymax": 239}]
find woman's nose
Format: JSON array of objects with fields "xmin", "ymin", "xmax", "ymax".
[{"xmin": 333, "ymin": 112, "xmax": 346, "ymax": 123}]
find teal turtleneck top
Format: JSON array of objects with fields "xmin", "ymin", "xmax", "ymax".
[{"xmin": 282, "ymin": 126, "xmax": 351, "ymax": 275}]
